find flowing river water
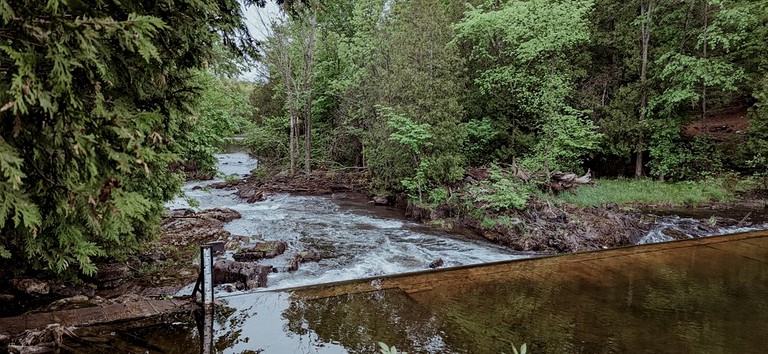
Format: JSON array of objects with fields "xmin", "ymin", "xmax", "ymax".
[
  {"xmin": 167, "ymin": 152, "xmax": 527, "ymax": 291},
  {"xmin": 63, "ymin": 152, "xmax": 768, "ymax": 353}
]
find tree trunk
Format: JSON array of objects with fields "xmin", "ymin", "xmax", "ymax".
[
  {"xmin": 280, "ymin": 33, "xmax": 298, "ymax": 177},
  {"xmin": 701, "ymin": 0, "xmax": 709, "ymax": 128},
  {"xmin": 303, "ymin": 13, "xmax": 316, "ymax": 175},
  {"xmin": 636, "ymin": 0, "xmax": 653, "ymax": 178}
]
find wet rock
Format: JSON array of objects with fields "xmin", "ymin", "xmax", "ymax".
[
  {"xmin": 93, "ymin": 263, "xmax": 132, "ymax": 288},
  {"xmin": 213, "ymin": 260, "xmax": 272, "ymax": 289},
  {"xmin": 220, "ymin": 283, "xmax": 238, "ymax": 292},
  {"xmin": 661, "ymin": 228, "xmax": 690, "ymax": 240},
  {"xmin": 161, "ymin": 208, "xmax": 240, "ymax": 247},
  {"xmin": 168, "ymin": 208, "xmax": 196, "ymax": 218},
  {"xmin": 287, "ymin": 258, "xmax": 300, "ymax": 272},
  {"xmin": 287, "ymin": 251, "xmax": 322, "ymax": 272},
  {"xmin": 201, "ymin": 208, "xmax": 242, "ymax": 222},
  {"xmin": 233, "ymin": 241, "xmax": 287, "ymax": 262},
  {"xmin": 9, "ymin": 279, "xmax": 49, "ymax": 296},
  {"xmin": 107, "ymin": 294, "xmax": 144, "ymax": 304},
  {"xmin": 207, "ymin": 241, "xmax": 226, "ymax": 256},
  {"xmin": 209, "ymin": 181, "xmax": 239, "ymax": 190},
  {"xmin": 371, "ymin": 196, "xmax": 389, "ymax": 205},
  {"xmin": 226, "ymin": 236, "xmax": 249, "ymax": 251},
  {"xmin": 235, "ymin": 184, "xmax": 264, "ymax": 203},
  {"xmin": 429, "ymin": 259, "xmax": 445, "ymax": 269}
]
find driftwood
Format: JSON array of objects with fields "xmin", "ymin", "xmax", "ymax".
[
  {"xmin": 550, "ymin": 169, "xmax": 592, "ymax": 192},
  {"xmin": 466, "ymin": 162, "xmax": 592, "ymax": 193}
]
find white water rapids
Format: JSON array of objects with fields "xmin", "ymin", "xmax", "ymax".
[
  {"xmin": 167, "ymin": 152, "xmax": 768, "ymax": 295},
  {"xmin": 167, "ymin": 152, "xmax": 526, "ymax": 292}
]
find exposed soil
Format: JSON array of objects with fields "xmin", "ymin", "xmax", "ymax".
[{"xmin": 682, "ymin": 106, "xmax": 749, "ymax": 141}]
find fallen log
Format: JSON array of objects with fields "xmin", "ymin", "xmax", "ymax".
[{"xmin": 550, "ymin": 169, "xmax": 592, "ymax": 192}]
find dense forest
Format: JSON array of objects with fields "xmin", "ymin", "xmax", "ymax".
[
  {"xmin": 250, "ymin": 0, "xmax": 768, "ymax": 185},
  {"xmin": 2, "ymin": 0, "xmax": 767, "ymax": 275}
]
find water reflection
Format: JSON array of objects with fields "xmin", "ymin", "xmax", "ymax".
[{"xmin": 64, "ymin": 233, "xmax": 768, "ymax": 353}]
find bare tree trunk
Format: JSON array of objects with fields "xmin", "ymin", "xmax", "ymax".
[
  {"xmin": 303, "ymin": 13, "xmax": 316, "ymax": 175},
  {"xmin": 278, "ymin": 32, "xmax": 298, "ymax": 177},
  {"xmin": 701, "ymin": 0, "xmax": 709, "ymax": 128},
  {"xmin": 636, "ymin": 0, "xmax": 653, "ymax": 178}
]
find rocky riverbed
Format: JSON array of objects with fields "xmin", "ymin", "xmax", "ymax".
[{"xmin": 3, "ymin": 152, "xmax": 768, "ymax": 352}]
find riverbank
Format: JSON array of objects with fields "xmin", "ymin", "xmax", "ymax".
[{"xmin": 2, "ymin": 162, "xmax": 766, "ymax": 350}]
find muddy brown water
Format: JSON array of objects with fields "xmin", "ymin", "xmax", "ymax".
[{"xmin": 60, "ymin": 231, "xmax": 768, "ymax": 354}]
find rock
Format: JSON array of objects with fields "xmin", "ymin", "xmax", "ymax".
[
  {"xmin": 296, "ymin": 251, "xmax": 321, "ymax": 263},
  {"xmin": 168, "ymin": 208, "xmax": 196, "ymax": 218},
  {"xmin": 50, "ymin": 282, "xmax": 96, "ymax": 298},
  {"xmin": 287, "ymin": 258, "xmax": 300, "ymax": 272},
  {"xmin": 0, "ymin": 293, "xmax": 16, "ymax": 302},
  {"xmin": 9, "ymin": 278, "xmax": 49, "ymax": 296},
  {"xmin": 209, "ymin": 181, "xmax": 239, "ymax": 190},
  {"xmin": 161, "ymin": 208, "xmax": 240, "ymax": 247},
  {"xmin": 661, "ymin": 228, "xmax": 689, "ymax": 241},
  {"xmin": 233, "ymin": 241, "xmax": 287, "ymax": 262},
  {"xmin": 221, "ymin": 283, "xmax": 238, "ymax": 292},
  {"xmin": 207, "ymin": 241, "xmax": 226, "ymax": 256},
  {"xmin": 213, "ymin": 260, "xmax": 272, "ymax": 289},
  {"xmin": 93, "ymin": 263, "xmax": 132, "ymax": 288},
  {"xmin": 287, "ymin": 251, "xmax": 322, "ymax": 272},
  {"xmin": 236, "ymin": 185, "xmax": 264, "ymax": 203},
  {"xmin": 45, "ymin": 295, "xmax": 91, "ymax": 311},
  {"xmin": 429, "ymin": 259, "xmax": 445, "ymax": 269},
  {"xmin": 200, "ymin": 208, "xmax": 242, "ymax": 222},
  {"xmin": 371, "ymin": 196, "xmax": 389, "ymax": 205}
]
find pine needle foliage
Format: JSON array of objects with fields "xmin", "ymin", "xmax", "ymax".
[{"xmin": 0, "ymin": 0, "xmax": 257, "ymax": 275}]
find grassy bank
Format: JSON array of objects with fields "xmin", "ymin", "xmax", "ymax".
[{"xmin": 557, "ymin": 178, "xmax": 754, "ymax": 207}]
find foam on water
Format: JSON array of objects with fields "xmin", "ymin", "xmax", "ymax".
[{"xmin": 168, "ymin": 153, "xmax": 525, "ymax": 294}]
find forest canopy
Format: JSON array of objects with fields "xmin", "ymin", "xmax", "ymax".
[{"xmin": 249, "ymin": 0, "xmax": 768, "ymax": 189}]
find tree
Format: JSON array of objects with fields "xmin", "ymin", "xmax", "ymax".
[
  {"xmin": 0, "ymin": 0, "xmax": 257, "ymax": 274},
  {"xmin": 453, "ymin": 0, "xmax": 602, "ymax": 174}
]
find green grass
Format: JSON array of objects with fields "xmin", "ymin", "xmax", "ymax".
[{"xmin": 557, "ymin": 178, "xmax": 749, "ymax": 207}]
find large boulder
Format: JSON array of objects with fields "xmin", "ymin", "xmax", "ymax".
[
  {"xmin": 213, "ymin": 260, "xmax": 272, "ymax": 289},
  {"xmin": 233, "ymin": 241, "xmax": 287, "ymax": 262},
  {"xmin": 162, "ymin": 208, "xmax": 242, "ymax": 247}
]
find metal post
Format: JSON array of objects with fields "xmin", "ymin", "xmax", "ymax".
[
  {"xmin": 200, "ymin": 245, "xmax": 214, "ymax": 306},
  {"xmin": 201, "ymin": 306, "xmax": 214, "ymax": 354}
]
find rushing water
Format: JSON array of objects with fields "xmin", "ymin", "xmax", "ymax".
[
  {"xmin": 167, "ymin": 152, "xmax": 526, "ymax": 292},
  {"xmin": 61, "ymin": 152, "xmax": 768, "ymax": 353},
  {"xmin": 67, "ymin": 231, "xmax": 768, "ymax": 353}
]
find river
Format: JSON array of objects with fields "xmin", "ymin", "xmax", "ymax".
[
  {"xmin": 168, "ymin": 152, "xmax": 527, "ymax": 292},
  {"xmin": 61, "ymin": 152, "xmax": 768, "ymax": 353}
]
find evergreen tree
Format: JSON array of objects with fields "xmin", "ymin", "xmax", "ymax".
[{"xmin": 0, "ymin": 0, "xmax": 257, "ymax": 274}]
